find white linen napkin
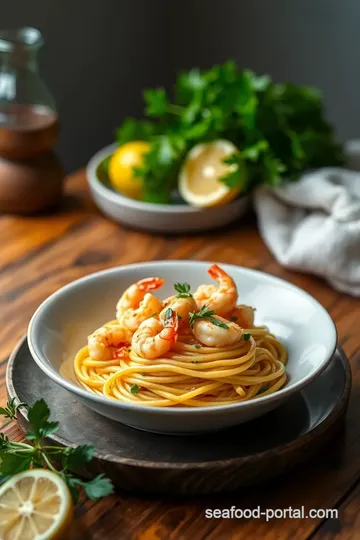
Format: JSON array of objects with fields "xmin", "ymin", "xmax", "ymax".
[{"xmin": 253, "ymin": 166, "xmax": 360, "ymax": 295}]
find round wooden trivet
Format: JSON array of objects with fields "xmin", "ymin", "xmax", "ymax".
[{"xmin": 6, "ymin": 337, "xmax": 351, "ymax": 496}]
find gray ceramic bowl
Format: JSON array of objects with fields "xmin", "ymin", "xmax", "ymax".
[
  {"xmin": 27, "ymin": 261, "xmax": 337, "ymax": 434},
  {"xmin": 86, "ymin": 144, "xmax": 250, "ymax": 233}
]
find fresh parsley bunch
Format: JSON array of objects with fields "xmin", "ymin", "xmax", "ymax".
[
  {"xmin": 115, "ymin": 60, "xmax": 344, "ymax": 203},
  {"xmin": 0, "ymin": 398, "xmax": 114, "ymax": 503}
]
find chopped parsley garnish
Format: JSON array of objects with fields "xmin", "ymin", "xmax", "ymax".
[
  {"xmin": 188, "ymin": 305, "xmax": 229, "ymax": 329},
  {"xmin": 150, "ymin": 312, "xmax": 158, "ymax": 318},
  {"xmin": 257, "ymin": 383, "xmax": 270, "ymax": 395},
  {"xmin": 131, "ymin": 384, "xmax": 140, "ymax": 395},
  {"xmin": 243, "ymin": 333, "xmax": 252, "ymax": 341},
  {"xmin": 164, "ymin": 307, "xmax": 173, "ymax": 323},
  {"xmin": 174, "ymin": 282, "xmax": 192, "ymax": 298},
  {"xmin": 141, "ymin": 372, "xmax": 147, "ymax": 376},
  {"xmin": 194, "ymin": 344, "xmax": 201, "ymax": 349}
]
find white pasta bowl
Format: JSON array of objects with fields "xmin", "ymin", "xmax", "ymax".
[
  {"xmin": 27, "ymin": 261, "xmax": 337, "ymax": 434},
  {"xmin": 86, "ymin": 144, "xmax": 250, "ymax": 233}
]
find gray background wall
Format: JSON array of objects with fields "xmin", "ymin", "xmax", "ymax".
[{"xmin": 3, "ymin": 0, "xmax": 360, "ymax": 172}]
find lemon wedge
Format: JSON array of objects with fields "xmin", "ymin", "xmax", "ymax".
[
  {"xmin": 108, "ymin": 141, "xmax": 150, "ymax": 199},
  {"xmin": 178, "ymin": 140, "xmax": 242, "ymax": 207},
  {"xmin": 0, "ymin": 469, "xmax": 74, "ymax": 540}
]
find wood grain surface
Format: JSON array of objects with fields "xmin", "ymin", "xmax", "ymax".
[{"xmin": 1, "ymin": 171, "xmax": 360, "ymax": 539}]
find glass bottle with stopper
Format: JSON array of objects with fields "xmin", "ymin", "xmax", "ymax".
[{"xmin": 0, "ymin": 27, "xmax": 64, "ymax": 214}]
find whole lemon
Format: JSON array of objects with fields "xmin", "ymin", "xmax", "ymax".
[{"xmin": 108, "ymin": 141, "xmax": 150, "ymax": 199}]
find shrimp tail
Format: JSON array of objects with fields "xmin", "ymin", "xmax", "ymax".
[
  {"xmin": 161, "ymin": 327, "xmax": 178, "ymax": 341},
  {"xmin": 137, "ymin": 277, "xmax": 164, "ymax": 292},
  {"xmin": 162, "ymin": 310, "xmax": 179, "ymax": 341},
  {"xmin": 208, "ymin": 264, "xmax": 226, "ymax": 280},
  {"xmin": 113, "ymin": 345, "xmax": 129, "ymax": 359}
]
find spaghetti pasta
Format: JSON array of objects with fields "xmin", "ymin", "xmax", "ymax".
[{"xmin": 74, "ymin": 322, "xmax": 287, "ymax": 407}]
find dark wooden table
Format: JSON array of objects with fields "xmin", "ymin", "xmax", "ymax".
[{"xmin": 1, "ymin": 171, "xmax": 360, "ymax": 539}]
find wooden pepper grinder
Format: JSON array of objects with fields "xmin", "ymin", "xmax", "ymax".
[{"xmin": 0, "ymin": 27, "xmax": 64, "ymax": 214}]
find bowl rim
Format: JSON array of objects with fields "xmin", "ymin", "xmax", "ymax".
[
  {"xmin": 86, "ymin": 143, "xmax": 249, "ymax": 214},
  {"xmin": 27, "ymin": 260, "xmax": 338, "ymax": 416}
]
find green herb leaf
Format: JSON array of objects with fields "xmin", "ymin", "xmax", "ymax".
[
  {"xmin": 135, "ymin": 134, "xmax": 187, "ymax": 204},
  {"xmin": 211, "ymin": 318, "xmax": 230, "ymax": 329},
  {"xmin": 164, "ymin": 307, "xmax": 173, "ymax": 323},
  {"xmin": 27, "ymin": 399, "xmax": 59, "ymax": 440},
  {"xmin": 141, "ymin": 372, "xmax": 147, "ymax": 376},
  {"xmin": 0, "ymin": 399, "xmax": 27, "ymax": 421},
  {"xmin": 0, "ymin": 434, "xmax": 10, "ymax": 450},
  {"xmin": 188, "ymin": 305, "xmax": 229, "ymax": 329},
  {"xmin": 174, "ymin": 282, "xmax": 192, "ymax": 298},
  {"xmin": 63, "ymin": 475, "xmax": 81, "ymax": 504},
  {"xmin": 144, "ymin": 88, "xmax": 168, "ymax": 117},
  {"xmin": 189, "ymin": 305, "xmax": 215, "ymax": 327},
  {"xmin": 82, "ymin": 474, "xmax": 114, "ymax": 500},
  {"xmin": 194, "ymin": 344, "xmax": 201, "ymax": 349},
  {"xmin": 115, "ymin": 117, "xmax": 156, "ymax": 146},
  {"xmin": 131, "ymin": 385, "xmax": 140, "ymax": 395},
  {"xmin": 257, "ymin": 383, "xmax": 270, "ymax": 395},
  {"xmin": 0, "ymin": 453, "xmax": 32, "ymax": 475},
  {"xmin": 66, "ymin": 445, "xmax": 95, "ymax": 469},
  {"xmin": 0, "ymin": 474, "xmax": 11, "ymax": 486},
  {"xmin": 242, "ymin": 140, "xmax": 269, "ymax": 161},
  {"xmin": 243, "ymin": 333, "xmax": 252, "ymax": 341}
]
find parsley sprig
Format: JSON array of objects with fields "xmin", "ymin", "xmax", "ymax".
[
  {"xmin": 0, "ymin": 398, "xmax": 114, "ymax": 503},
  {"xmin": 257, "ymin": 383, "xmax": 270, "ymax": 395},
  {"xmin": 189, "ymin": 305, "xmax": 229, "ymax": 329},
  {"xmin": 114, "ymin": 61, "xmax": 344, "ymax": 203},
  {"xmin": 174, "ymin": 282, "xmax": 192, "ymax": 298},
  {"xmin": 0, "ymin": 398, "xmax": 27, "ymax": 420},
  {"xmin": 164, "ymin": 307, "xmax": 174, "ymax": 323}
]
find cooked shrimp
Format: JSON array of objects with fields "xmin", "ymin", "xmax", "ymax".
[
  {"xmin": 88, "ymin": 325, "xmax": 133, "ymax": 361},
  {"xmin": 192, "ymin": 316, "xmax": 243, "ymax": 347},
  {"xmin": 119, "ymin": 293, "xmax": 163, "ymax": 332},
  {"xmin": 192, "ymin": 285, "xmax": 216, "ymax": 306},
  {"xmin": 228, "ymin": 305, "xmax": 255, "ymax": 328},
  {"xmin": 116, "ymin": 277, "xmax": 164, "ymax": 331},
  {"xmin": 159, "ymin": 296, "xmax": 198, "ymax": 327},
  {"xmin": 162, "ymin": 295, "xmax": 176, "ymax": 308},
  {"xmin": 193, "ymin": 264, "xmax": 238, "ymax": 316},
  {"xmin": 131, "ymin": 310, "xmax": 179, "ymax": 359}
]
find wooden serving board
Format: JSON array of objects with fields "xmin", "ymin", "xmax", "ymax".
[{"xmin": 7, "ymin": 337, "xmax": 351, "ymax": 496}]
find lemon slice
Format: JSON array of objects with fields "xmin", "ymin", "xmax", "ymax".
[
  {"xmin": 178, "ymin": 139, "xmax": 243, "ymax": 207},
  {"xmin": 0, "ymin": 469, "xmax": 74, "ymax": 540}
]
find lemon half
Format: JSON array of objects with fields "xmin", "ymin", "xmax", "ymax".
[
  {"xmin": 178, "ymin": 139, "xmax": 242, "ymax": 207},
  {"xmin": 0, "ymin": 469, "xmax": 74, "ymax": 540}
]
